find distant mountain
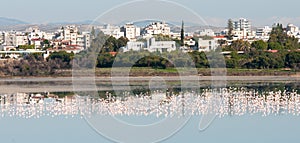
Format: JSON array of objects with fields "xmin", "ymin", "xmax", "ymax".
[
  {"xmin": 118, "ymin": 20, "xmax": 223, "ymax": 33},
  {"xmin": 0, "ymin": 17, "xmax": 29, "ymax": 26}
]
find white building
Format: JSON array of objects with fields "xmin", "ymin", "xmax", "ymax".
[
  {"xmin": 26, "ymin": 26, "xmax": 45, "ymax": 40},
  {"xmin": 82, "ymin": 32, "xmax": 91, "ymax": 49},
  {"xmin": 56, "ymin": 25, "xmax": 90, "ymax": 49},
  {"xmin": 3, "ymin": 32, "xmax": 16, "ymax": 46},
  {"xmin": 0, "ymin": 32, "xmax": 4, "ymax": 44},
  {"xmin": 100, "ymin": 24, "xmax": 125, "ymax": 39},
  {"xmin": 184, "ymin": 39, "xmax": 196, "ymax": 47},
  {"xmin": 255, "ymin": 26, "xmax": 272, "ymax": 41},
  {"xmin": 285, "ymin": 24, "xmax": 300, "ymax": 42},
  {"xmin": 233, "ymin": 18, "xmax": 251, "ymax": 33},
  {"xmin": 199, "ymin": 29, "xmax": 215, "ymax": 37},
  {"xmin": 230, "ymin": 18, "xmax": 252, "ymax": 39},
  {"xmin": 121, "ymin": 24, "xmax": 140, "ymax": 41},
  {"xmin": 146, "ymin": 38, "xmax": 176, "ymax": 53},
  {"xmin": 143, "ymin": 22, "xmax": 171, "ymax": 36},
  {"xmin": 15, "ymin": 34, "xmax": 28, "ymax": 47},
  {"xmin": 122, "ymin": 41, "xmax": 145, "ymax": 52},
  {"xmin": 287, "ymin": 23, "xmax": 299, "ymax": 34},
  {"xmin": 198, "ymin": 38, "xmax": 218, "ymax": 52},
  {"xmin": 122, "ymin": 38, "xmax": 176, "ymax": 53}
]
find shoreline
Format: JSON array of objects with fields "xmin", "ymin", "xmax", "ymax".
[
  {"xmin": 0, "ymin": 75, "xmax": 299, "ymax": 82},
  {"xmin": 0, "ymin": 76, "xmax": 298, "ymax": 94}
]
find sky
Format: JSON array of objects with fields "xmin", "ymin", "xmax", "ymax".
[{"xmin": 1, "ymin": 0, "xmax": 300, "ymax": 27}]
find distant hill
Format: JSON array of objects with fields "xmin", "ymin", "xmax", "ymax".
[{"xmin": 0, "ymin": 17, "xmax": 29, "ymax": 26}]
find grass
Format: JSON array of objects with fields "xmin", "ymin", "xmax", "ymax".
[{"xmin": 51, "ymin": 67, "xmax": 299, "ymax": 77}]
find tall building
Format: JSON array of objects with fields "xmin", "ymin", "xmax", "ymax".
[
  {"xmin": 233, "ymin": 18, "xmax": 251, "ymax": 33},
  {"xmin": 0, "ymin": 32, "xmax": 4, "ymax": 44},
  {"xmin": 230, "ymin": 18, "xmax": 252, "ymax": 39},
  {"xmin": 121, "ymin": 24, "xmax": 140, "ymax": 41},
  {"xmin": 4, "ymin": 32, "xmax": 16, "ymax": 46}
]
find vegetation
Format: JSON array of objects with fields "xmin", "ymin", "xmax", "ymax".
[
  {"xmin": 227, "ymin": 19, "xmax": 234, "ymax": 40},
  {"xmin": 17, "ymin": 45, "xmax": 35, "ymax": 50},
  {"xmin": 102, "ymin": 36, "xmax": 129, "ymax": 52},
  {"xmin": 180, "ymin": 21, "xmax": 184, "ymax": 46},
  {"xmin": 1, "ymin": 23, "xmax": 300, "ymax": 77}
]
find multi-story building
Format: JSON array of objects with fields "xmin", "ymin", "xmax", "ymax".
[
  {"xmin": 121, "ymin": 23, "xmax": 140, "ymax": 41},
  {"xmin": 233, "ymin": 18, "xmax": 251, "ymax": 32},
  {"xmin": 231, "ymin": 18, "xmax": 252, "ymax": 39},
  {"xmin": 54, "ymin": 25, "xmax": 90, "ymax": 49},
  {"xmin": 15, "ymin": 34, "xmax": 29, "ymax": 47},
  {"xmin": 198, "ymin": 38, "xmax": 218, "ymax": 52},
  {"xmin": 143, "ymin": 22, "xmax": 171, "ymax": 37},
  {"xmin": 76, "ymin": 32, "xmax": 90, "ymax": 49},
  {"xmin": 100, "ymin": 24, "xmax": 125, "ymax": 39},
  {"xmin": 287, "ymin": 23, "xmax": 299, "ymax": 33},
  {"xmin": 255, "ymin": 26, "xmax": 272, "ymax": 41},
  {"xmin": 26, "ymin": 26, "xmax": 45, "ymax": 40},
  {"xmin": 4, "ymin": 32, "xmax": 16, "ymax": 46},
  {"xmin": 0, "ymin": 32, "xmax": 4, "ymax": 45}
]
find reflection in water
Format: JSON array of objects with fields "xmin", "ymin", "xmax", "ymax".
[{"xmin": 0, "ymin": 88, "xmax": 300, "ymax": 118}]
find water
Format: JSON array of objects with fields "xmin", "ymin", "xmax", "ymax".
[{"xmin": 0, "ymin": 81, "xmax": 300, "ymax": 143}]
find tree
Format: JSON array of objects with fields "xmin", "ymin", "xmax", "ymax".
[
  {"xmin": 154, "ymin": 34, "xmax": 172, "ymax": 41},
  {"xmin": 268, "ymin": 23, "xmax": 300, "ymax": 50},
  {"xmin": 286, "ymin": 52, "xmax": 300, "ymax": 69},
  {"xmin": 227, "ymin": 19, "xmax": 234, "ymax": 40},
  {"xmin": 48, "ymin": 51, "xmax": 74, "ymax": 68},
  {"xmin": 91, "ymin": 26, "xmax": 96, "ymax": 39},
  {"xmin": 251, "ymin": 40, "xmax": 268, "ymax": 50},
  {"xmin": 102, "ymin": 36, "xmax": 129, "ymax": 52},
  {"xmin": 226, "ymin": 51, "xmax": 240, "ymax": 68},
  {"xmin": 180, "ymin": 21, "xmax": 185, "ymax": 46},
  {"xmin": 230, "ymin": 40, "xmax": 251, "ymax": 52}
]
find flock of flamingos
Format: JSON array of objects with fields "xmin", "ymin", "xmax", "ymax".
[{"xmin": 0, "ymin": 88, "xmax": 300, "ymax": 119}]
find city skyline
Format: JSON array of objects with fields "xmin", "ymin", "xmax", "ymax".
[{"xmin": 1, "ymin": 0, "xmax": 300, "ymax": 27}]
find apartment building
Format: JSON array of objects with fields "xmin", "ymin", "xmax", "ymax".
[
  {"xmin": 143, "ymin": 22, "xmax": 171, "ymax": 36},
  {"xmin": 121, "ymin": 23, "xmax": 140, "ymax": 41}
]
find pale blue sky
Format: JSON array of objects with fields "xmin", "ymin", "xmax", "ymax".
[{"xmin": 1, "ymin": 0, "xmax": 300, "ymax": 27}]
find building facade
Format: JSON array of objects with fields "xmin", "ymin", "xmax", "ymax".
[
  {"xmin": 122, "ymin": 38, "xmax": 176, "ymax": 53},
  {"xmin": 143, "ymin": 22, "xmax": 171, "ymax": 37},
  {"xmin": 121, "ymin": 24, "xmax": 140, "ymax": 41},
  {"xmin": 198, "ymin": 38, "xmax": 218, "ymax": 52}
]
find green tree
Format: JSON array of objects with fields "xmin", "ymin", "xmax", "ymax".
[
  {"xmin": 48, "ymin": 51, "xmax": 74, "ymax": 68},
  {"xmin": 230, "ymin": 40, "xmax": 251, "ymax": 52},
  {"xmin": 251, "ymin": 40, "xmax": 268, "ymax": 50},
  {"xmin": 268, "ymin": 23, "xmax": 300, "ymax": 50},
  {"xmin": 180, "ymin": 21, "xmax": 185, "ymax": 46},
  {"xmin": 117, "ymin": 36, "xmax": 129, "ymax": 49},
  {"xmin": 91, "ymin": 26, "xmax": 96, "ymax": 39},
  {"xmin": 286, "ymin": 52, "xmax": 300, "ymax": 70},
  {"xmin": 227, "ymin": 19, "xmax": 234, "ymax": 40}
]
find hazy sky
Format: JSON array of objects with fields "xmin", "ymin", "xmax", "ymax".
[{"xmin": 1, "ymin": 0, "xmax": 300, "ymax": 27}]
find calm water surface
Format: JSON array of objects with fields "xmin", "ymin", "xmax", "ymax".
[{"xmin": 0, "ymin": 81, "xmax": 299, "ymax": 143}]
